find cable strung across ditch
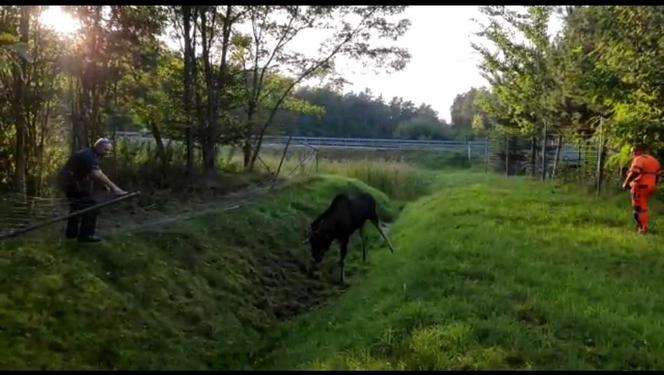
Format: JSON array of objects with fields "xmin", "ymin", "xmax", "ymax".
[{"xmin": 108, "ymin": 174, "xmax": 304, "ymax": 236}]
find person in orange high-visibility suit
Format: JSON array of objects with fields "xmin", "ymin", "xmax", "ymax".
[{"xmin": 622, "ymin": 145, "xmax": 661, "ymax": 234}]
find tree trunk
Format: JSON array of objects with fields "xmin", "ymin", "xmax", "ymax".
[
  {"xmin": 199, "ymin": 6, "xmax": 235, "ymax": 174},
  {"xmin": 12, "ymin": 6, "xmax": 30, "ymax": 194},
  {"xmin": 89, "ymin": 6, "xmax": 102, "ymax": 144},
  {"xmin": 35, "ymin": 96, "xmax": 51, "ymax": 197},
  {"xmin": 191, "ymin": 8, "xmax": 203, "ymax": 169},
  {"xmin": 243, "ymin": 105, "xmax": 255, "ymax": 168},
  {"xmin": 505, "ymin": 135, "xmax": 509, "ymax": 176},
  {"xmin": 26, "ymin": 25, "xmax": 40, "ymax": 197},
  {"xmin": 541, "ymin": 121, "xmax": 548, "ymax": 181},
  {"xmin": 243, "ymin": 15, "xmax": 262, "ymax": 170},
  {"xmin": 596, "ymin": 117, "xmax": 606, "ymax": 197},
  {"xmin": 596, "ymin": 138, "xmax": 607, "ymax": 196},
  {"xmin": 111, "ymin": 80, "xmax": 118, "ymax": 176},
  {"xmin": 198, "ymin": 7, "xmax": 217, "ymax": 173},
  {"xmin": 70, "ymin": 77, "xmax": 84, "ymax": 151},
  {"xmin": 200, "ymin": 8, "xmax": 214, "ymax": 171},
  {"xmin": 530, "ymin": 135, "xmax": 536, "ymax": 177},
  {"xmin": 182, "ymin": 6, "xmax": 194, "ymax": 175},
  {"xmin": 74, "ymin": 6, "xmax": 103, "ymax": 150},
  {"xmin": 13, "ymin": 113, "xmax": 27, "ymax": 195},
  {"xmin": 243, "ymin": 141, "xmax": 252, "ymax": 168},
  {"xmin": 149, "ymin": 120, "xmax": 168, "ymax": 183},
  {"xmin": 552, "ymin": 134, "xmax": 563, "ymax": 178},
  {"xmin": 76, "ymin": 81, "xmax": 89, "ymax": 149},
  {"xmin": 212, "ymin": 6, "xmax": 234, "ymax": 172},
  {"xmin": 202, "ymin": 142, "xmax": 216, "ymax": 170}
]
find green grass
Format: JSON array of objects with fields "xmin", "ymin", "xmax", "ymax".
[
  {"xmin": 0, "ymin": 175, "xmax": 397, "ymax": 370},
  {"xmin": 255, "ymin": 171, "xmax": 664, "ymax": 370},
  {"xmin": 4, "ymin": 157, "xmax": 664, "ymax": 370}
]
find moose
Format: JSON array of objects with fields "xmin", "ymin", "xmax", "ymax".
[{"xmin": 303, "ymin": 192, "xmax": 396, "ymax": 285}]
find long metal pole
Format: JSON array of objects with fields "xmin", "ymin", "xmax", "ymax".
[
  {"xmin": 596, "ymin": 117, "xmax": 604, "ymax": 197},
  {"xmin": 0, "ymin": 191, "xmax": 141, "ymax": 240},
  {"xmin": 271, "ymin": 136, "xmax": 292, "ymax": 189},
  {"xmin": 484, "ymin": 136, "xmax": 489, "ymax": 174},
  {"xmin": 541, "ymin": 120, "xmax": 548, "ymax": 181}
]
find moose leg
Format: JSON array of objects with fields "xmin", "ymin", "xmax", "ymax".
[
  {"xmin": 371, "ymin": 219, "xmax": 396, "ymax": 254},
  {"xmin": 360, "ymin": 226, "xmax": 367, "ymax": 262},
  {"xmin": 339, "ymin": 236, "xmax": 349, "ymax": 285}
]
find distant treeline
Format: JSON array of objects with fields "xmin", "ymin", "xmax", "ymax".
[{"xmin": 274, "ymin": 86, "xmax": 473, "ymax": 141}]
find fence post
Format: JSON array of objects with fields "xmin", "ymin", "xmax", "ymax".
[
  {"xmin": 530, "ymin": 136, "xmax": 537, "ymax": 177},
  {"xmin": 484, "ymin": 136, "xmax": 489, "ymax": 174},
  {"xmin": 112, "ymin": 121, "xmax": 118, "ymax": 176},
  {"xmin": 505, "ymin": 135, "xmax": 509, "ymax": 176},
  {"xmin": 315, "ymin": 150, "xmax": 319, "ymax": 173},
  {"xmin": 271, "ymin": 136, "xmax": 292, "ymax": 189},
  {"xmin": 467, "ymin": 138, "xmax": 471, "ymax": 165},
  {"xmin": 596, "ymin": 117, "xmax": 605, "ymax": 197},
  {"xmin": 541, "ymin": 120, "xmax": 548, "ymax": 181},
  {"xmin": 578, "ymin": 144, "xmax": 582, "ymax": 183}
]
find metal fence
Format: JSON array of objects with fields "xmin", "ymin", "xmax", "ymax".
[
  {"xmin": 484, "ymin": 130, "xmax": 620, "ymax": 195},
  {"xmin": 115, "ymin": 131, "xmax": 619, "ymax": 194}
]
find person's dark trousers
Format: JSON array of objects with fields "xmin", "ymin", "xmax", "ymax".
[{"xmin": 64, "ymin": 186, "xmax": 98, "ymax": 239}]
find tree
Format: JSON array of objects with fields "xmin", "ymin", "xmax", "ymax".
[
  {"xmin": 450, "ymin": 87, "xmax": 480, "ymax": 137},
  {"xmin": 593, "ymin": 7, "xmax": 664, "ymax": 151},
  {"xmin": 469, "ymin": 87, "xmax": 494, "ymax": 137},
  {"xmin": 473, "ymin": 6, "xmax": 559, "ymax": 177},
  {"xmin": 11, "ymin": 6, "xmax": 30, "ymax": 194},
  {"xmin": 181, "ymin": 6, "xmax": 195, "ymax": 175},
  {"xmin": 117, "ymin": 44, "xmax": 183, "ymax": 182},
  {"xmin": 236, "ymin": 5, "xmax": 411, "ymax": 171},
  {"xmin": 194, "ymin": 6, "xmax": 245, "ymax": 172}
]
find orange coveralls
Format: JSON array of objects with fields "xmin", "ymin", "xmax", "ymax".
[{"xmin": 627, "ymin": 154, "xmax": 661, "ymax": 232}]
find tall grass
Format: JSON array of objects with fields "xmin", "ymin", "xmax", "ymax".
[
  {"xmin": 316, "ymin": 159, "xmax": 435, "ymax": 201},
  {"xmin": 244, "ymin": 150, "xmax": 468, "ymax": 201}
]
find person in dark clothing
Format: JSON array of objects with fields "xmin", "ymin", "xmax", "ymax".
[{"xmin": 57, "ymin": 138, "xmax": 127, "ymax": 242}]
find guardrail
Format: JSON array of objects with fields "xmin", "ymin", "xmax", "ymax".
[{"xmin": 113, "ymin": 131, "xmax": 581, "ymax": 160}]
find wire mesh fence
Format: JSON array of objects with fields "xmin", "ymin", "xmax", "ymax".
[
  {"xmin": 1, "ymin": 131, "xmax": 625, "ymax": 241},
  {"xmin": 0, "ymin": 193, "xmax": 68, "ymax": 239},
  {"xmin": 483, "ymin": 130, "xmax": 622, "ymax": 195},
  {"xmin": 0, "ymin": 138, "xmax": 319, "ymax": 242}
]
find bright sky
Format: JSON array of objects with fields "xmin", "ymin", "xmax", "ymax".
[
  {"xmin": 322, "ymin": 6, "xmax": 564, "ymax": 123},
  {"xmin": 39, "ymin": 6, "xmax": 79, "ymax": 35},
  {"xmin": 334, "ymin": 6, "xmax": 492, "ymax": 123},
  {"xmin": 39, "ymin": 5, "xmax": 564, "ymax": 123}
]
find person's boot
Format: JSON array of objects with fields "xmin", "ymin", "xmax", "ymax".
[{"xmin": 78, "ymin": 235, "xmax": 103, "ymax": 243}]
